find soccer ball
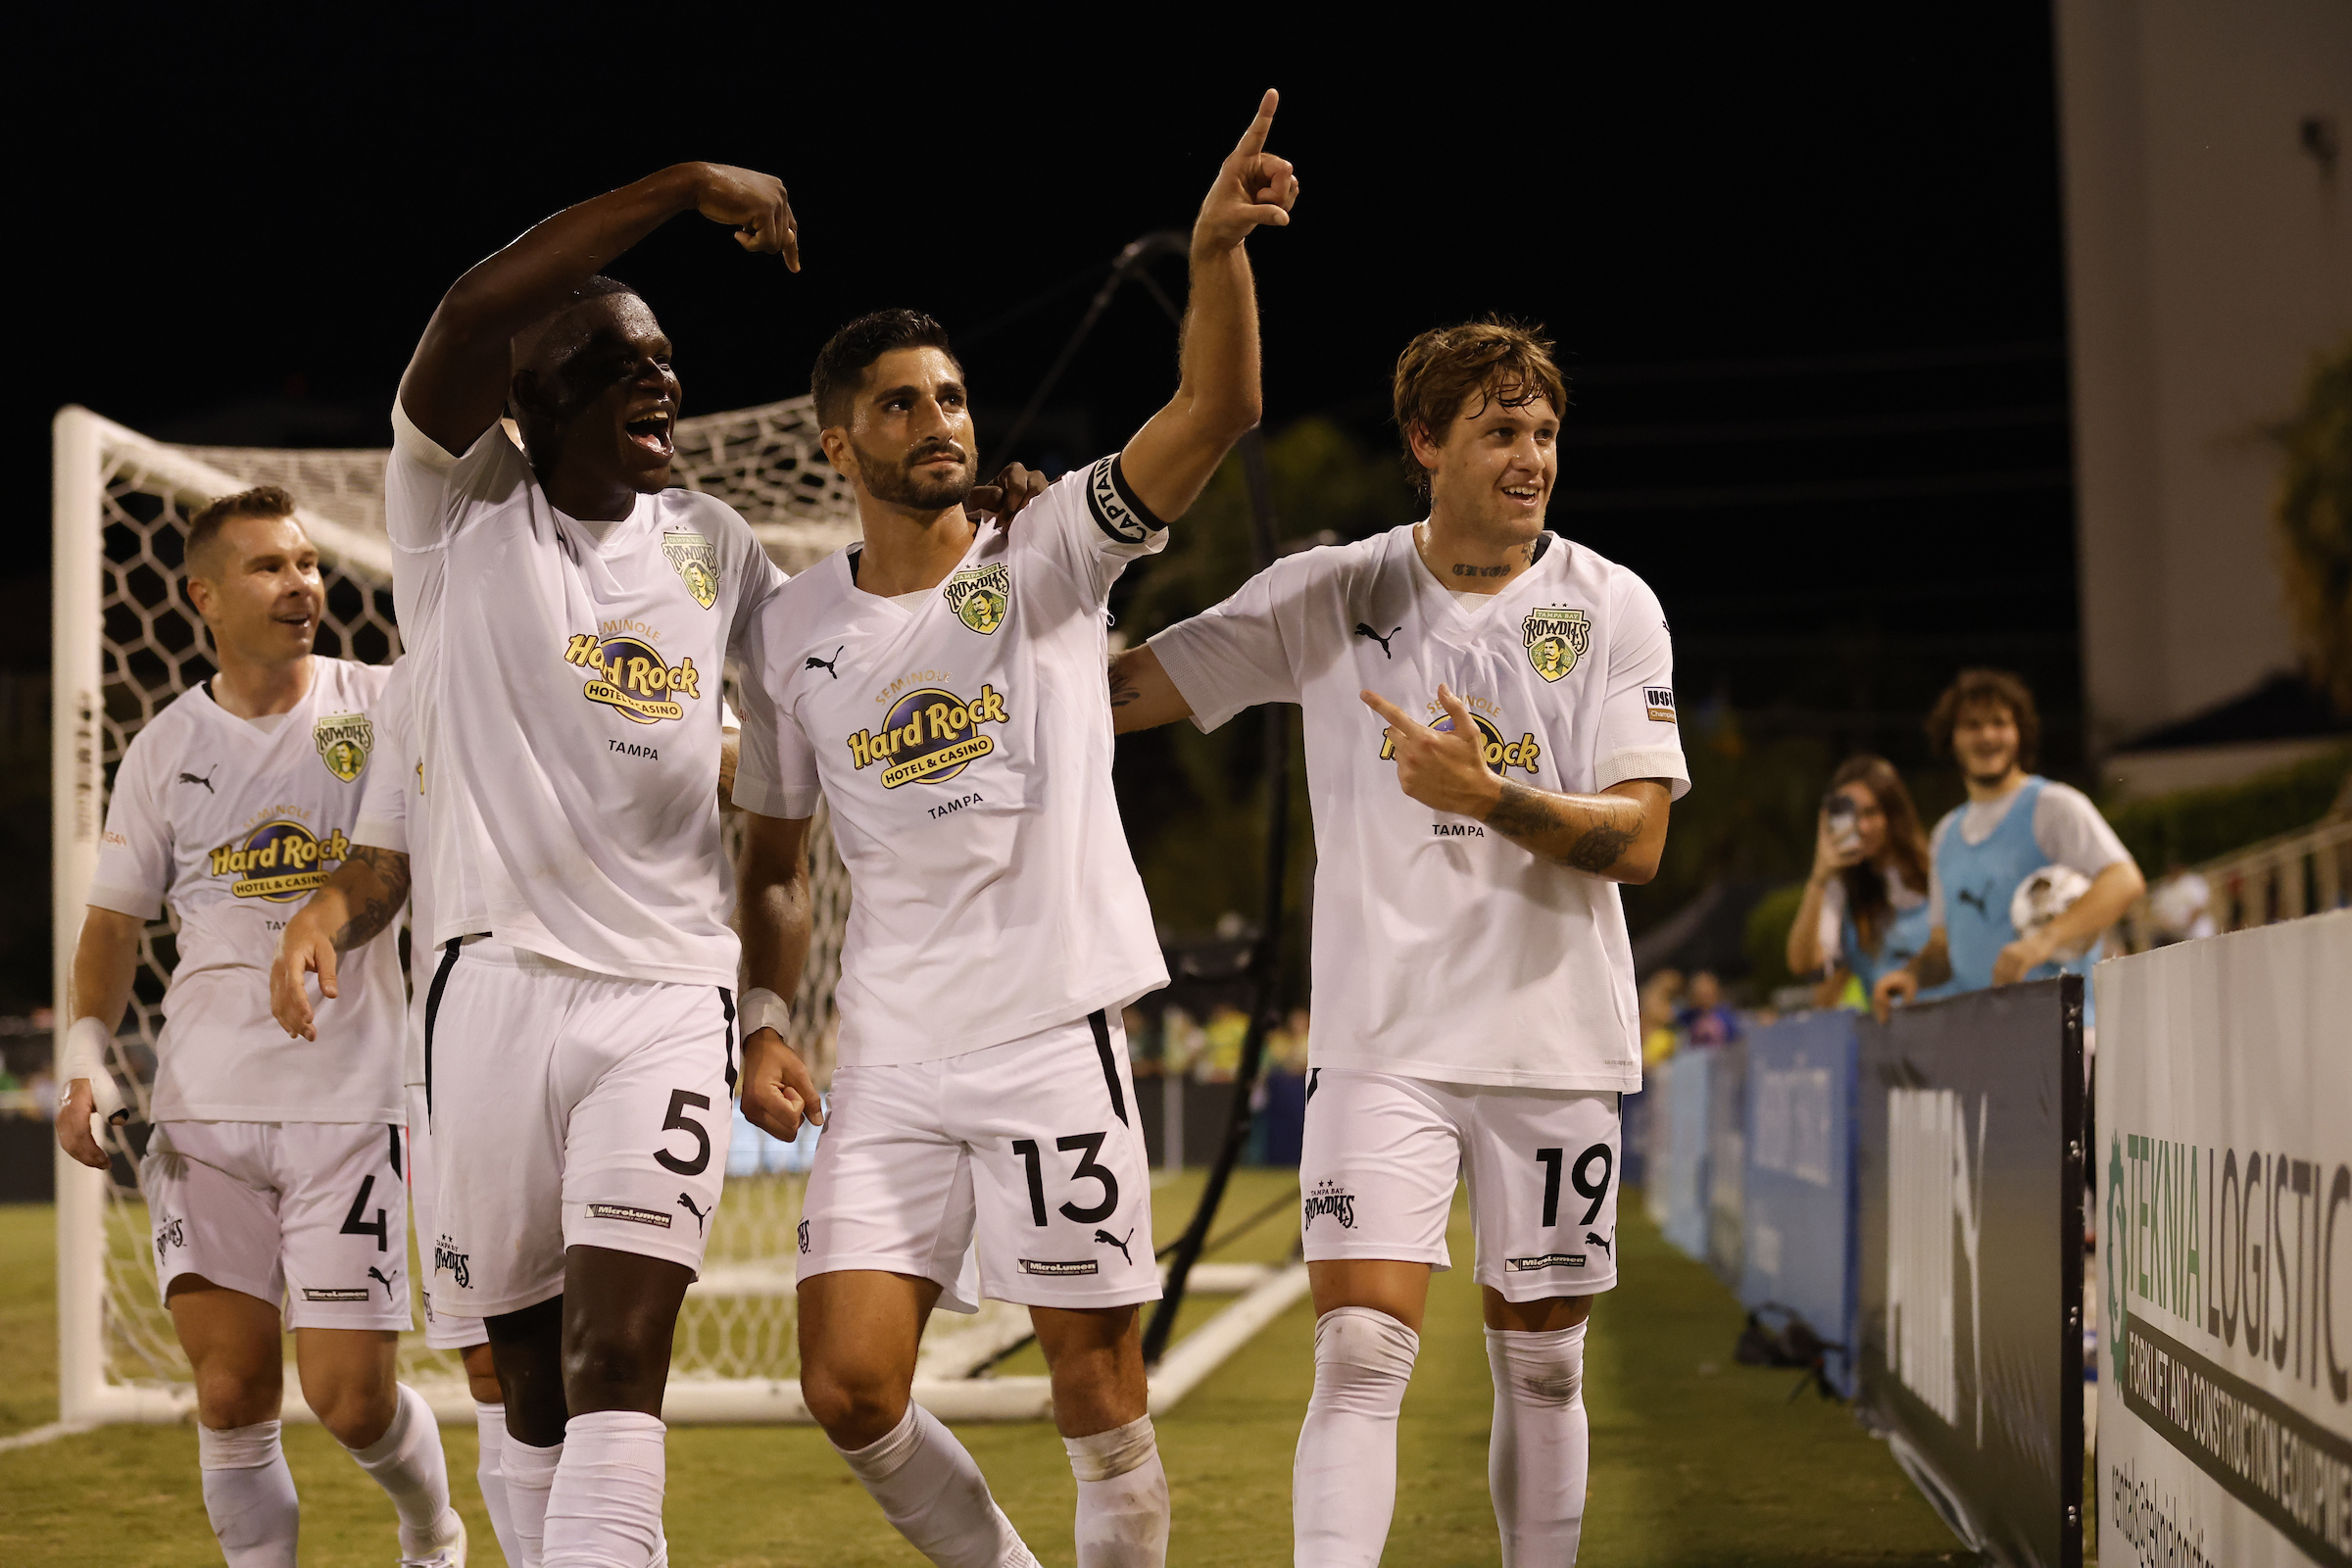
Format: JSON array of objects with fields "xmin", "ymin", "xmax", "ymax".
[{"xmin": 2010, "ymin": 864, "xmax": 2095, "ymax": 962}]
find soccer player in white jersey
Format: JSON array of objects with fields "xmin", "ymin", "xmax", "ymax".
[
  {"xmin": 378, "ymin": 162, "xmax": 814, "ymax": 1567},
  {"xmin": 54, "ymin": 487, "xmax": 465, "ymax": 1568},
  {"xmin": 728, "ymin": 92, "xmax": 1298, "ymax": 1568},
  {"xmin": 1110, "ymin": 318, "xmax": 1689, "ymax": 1566},
  {"xmin": 270, "ymin": 657, "xmax": 518, "ymax": 1565}
]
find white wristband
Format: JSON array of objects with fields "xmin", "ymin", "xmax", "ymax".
[
  {"xmin": 63, "ymin": 1016, "xmax": 128, "ymax": 1124},
  {"xmin": 738, "ymin": 987, "xmax": 793, "ymax": 1046}
]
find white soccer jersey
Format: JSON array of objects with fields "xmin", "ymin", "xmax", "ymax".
[
  {"xmin": 87, "ymin": 658, "xmax": 404, "ymax": 1123},
  {"xmin": 383, "ymin": 402, "xmax": 784, "ymax": 986},
  {"xmin": 1148, "ymin": 525, "xmax": 1690, "ymax": 1091},
  {"xmin": 350, "ymin": 659, "xmax": 433, "ymax": 1088},
  {"xmin": 731, "ymin": 458, "xmax": 1171, "ymax": 1067}
]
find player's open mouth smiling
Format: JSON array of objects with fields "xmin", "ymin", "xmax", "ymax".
[
  {"xmin": 1502, "ymin": 483, "xmax": 1542, "ymax": 506},
  {"xmin": 623, "ymin": 404, "xmax": 674, "ymax": 459}
]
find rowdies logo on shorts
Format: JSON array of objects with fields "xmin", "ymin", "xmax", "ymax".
[
  {"xmin": 1377, "ymin": 705, "xmax": 1542, "ymax": 776},
  {"xmin": 1302, "ymin": 1180, "xmax": 1357, "ymax": 1230},
  {"xmin": 313, "ymin": 711, "xmax": 374, "ymax": 782},
  {"xmin": 154, "ymin": 1212, "xmax": 186, "ymax": 1266},
  {"xmin": 1522, "ymin": 606, "xmax": 1591, "ymax": 682},
  {"xmin": 845, "ymin": 684, "xmax": 1010, "ymax": 789},
  {"xmin": 208, "ymin": 821, "xmax": 353, "ymax": 902},
  {"xmin": 943, "ymin": 563, "xmax": 1010, "ymax": 635},
  {"xmin": 563, "ymin": 633, "xmax": 703, "ymax": 724},
  {"xmin": 432, "ymin": 1234, "xmax": 470, "ymax": 1291}
]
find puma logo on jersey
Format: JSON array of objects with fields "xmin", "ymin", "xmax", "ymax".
[
  {"xmin": 177, "ymin": 766, "xmax": 218, "ymax": 793},
  {"xmin": 1353, "ymin": 623, "xmax": 1400, "ymax": 659},
  {"xmin": 1094, "ymin": 1227, "xmax": 1135, "ymax": 1265},
  {"xmin": 677, "ymin": 1193, "xmax": 711, "ymax": 1235},
  {"xmin": 564, "ymin": 634, "xmax": 702, "ymax": 724},
  {"xmin": 367, "ymin": 1265, "xmax": 398, "ymax": 1300},
  {"xmin": 806, "ymin": 646, "xmax": 845, "ymax": 679},
  {"xmin": 1955, "ymin": 886, "xmax": 1991, "ymax": 917},
  {"xmin": 1585, "ymin": 1231, "xmax": 1613, "ymax": 1258},
  {"xmin": 846, "ymin": 684, "xmax": 1010, "ymax": 788}
]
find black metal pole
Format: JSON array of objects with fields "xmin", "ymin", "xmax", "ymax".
[
  {"xmin": 989, "ymin": 231, "xmax": 1187, "ymax": 467},
  {"xmin": 1143, "ymin": 429, "xmax": 1289, "ymax": 1365}
]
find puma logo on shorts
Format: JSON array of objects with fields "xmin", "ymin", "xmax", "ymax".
[
  {"xmin": 587, "ymin": 1202, "xmax": 673, "ymax": 1229},
  {"xmin": 1018, "ymin": 1258, "xmax": 1100, "ymax": 1277},
  {"xmin": 1505, "ymin": 1252, "xmax": 1586, "ymax": 1272}
]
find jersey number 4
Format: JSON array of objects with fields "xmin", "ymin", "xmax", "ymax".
[
  {"xmin": 1536, "ymin": 1144, "xmax": 1613, "ymax": 1229},
  {"xmin": 340, "ymin": 1174, "xmax": 388, "ymax": 1252},
  {"xmin": 1012, "ymin": 1134, "xmax": 1119, "ymax": 1226}
]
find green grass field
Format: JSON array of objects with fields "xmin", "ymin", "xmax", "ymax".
[{"xmin": 0, "ymin": 1175, "xmax": 1971, "ymax": 1565}]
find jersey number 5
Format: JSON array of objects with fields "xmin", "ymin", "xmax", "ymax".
[
  {"xmin": 1012, "ymin": 1133, "xmax": 1119, "ymax": 1226},
  {"xmin": 1536, "ymin": 1144, "xmax": 1613, "ymax": 1229},
  {"xmin": 655, "ymin": 1090, "xmax": 713, "ymax": 1177}
]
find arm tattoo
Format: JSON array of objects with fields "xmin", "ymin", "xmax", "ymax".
[
  {"xmin": 1566, "ymin": 819, "xmax": 1640, "ymax": 874},
  {"xmin": 1487, "ymin": 781, "xmax": 1643, "ymax": 874},
  {"xmin": 331, "ymin": 845, "xmax": 412, "ymax": 953},
  {"xmin": 1487, "ymin": 780, "xmax": 1567, "ymax": 840},
  {"xmin": 1108, "ymin": 660, "xmax": 1144, "ymax": 709}
]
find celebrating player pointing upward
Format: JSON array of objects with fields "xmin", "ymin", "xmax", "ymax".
[
  {"xmin": 1115, "ymin": 318, "xmax": 1687, "ymax": 1565},
  {"xmin": 730, "ymin": 91, "xmax": 1296, "ymax": 1568}
]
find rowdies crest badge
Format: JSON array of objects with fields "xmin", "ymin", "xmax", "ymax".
[
  {"xmin": 313, "ymin": 712, "xmax": 374, "ymax": 782},
  {"xmin": 662, "ymin": 530, "xmax": 721, "ymax": 611},
  {"xmin": 1521, "ymin": 607, "xmax": 1591, "ymax": 682},
  {"xmin": 944, "ymin": 563, "xmax": 1010, "ymax": 635}
]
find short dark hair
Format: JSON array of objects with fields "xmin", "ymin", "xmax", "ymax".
[
  {"xmin": 186, "ymin": 485, "xmax": 298, "ymax": 578},
  {"xmin": 1392, "ymin": 316, "xmax": 1569, "ymax": 499},
  {"xmin": 1927, "ymin": 668, "xmax": 2041, "ymax": 769},
  {"xmin": 510, "ymin": 274, "xmax": 646, "ymax": 372},
  {"xmin": 811, "ymin": 310, "xmax": 959, "ymax": 430}
]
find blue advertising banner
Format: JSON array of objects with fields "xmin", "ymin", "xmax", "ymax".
[
  {"xmin": 1658, "ymin": 1050, "xmax": 1714, "ymax": 1261},
  {"xmin": 1740, "ymin": 1011, "xmax": 1862, "ymax": 1396},
  {"xmin": 1708, "ymin": 1043, "xmax": 1748, "ymax": 1289}
]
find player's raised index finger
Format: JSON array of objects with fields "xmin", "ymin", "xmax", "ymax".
[
  {"xmin": 1233, "ymin": 88, "xmax": 1279, "ymax": 158},
  {"xmin": 1360, "ymin": 689, "xmax": 1410, "ymax": 727}
]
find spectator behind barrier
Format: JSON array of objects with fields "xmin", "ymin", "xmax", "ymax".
[
  {"xmin": 1873, "ymin": 669, "xmax": 2145, "ymax": 1024},
  {"xmin": 1640, "ymin": 969, "xmax": 1685, "ymax": 1066},
  {"xmin": 1677, "ymin": 970, "xmax": 1741, "ymax": 1046},
  {"xmin": 1787, "ymin": 756, "xmax": 1938, "ymax": 1006}
]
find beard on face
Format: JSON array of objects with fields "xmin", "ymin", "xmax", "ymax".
[{"xmin": 851, "ymin": 434, "xmax": 974, "ymax": 511}]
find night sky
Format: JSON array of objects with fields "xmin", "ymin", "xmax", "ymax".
[{"xmin": 26, "ymin": 8, "xmax": 2077, "ymax": 760}]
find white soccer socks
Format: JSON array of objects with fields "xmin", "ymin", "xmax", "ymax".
[
  {"xmin": 1485, "ymin": 1321, "xmax": 1591, "ymax": 1566},
  {"xmin": 836, "ymin": 1402, "xmax": 1041, "ymax": 1568},
  {"xmin": 475, "ymin": 1399, "xmax": 521, "ymax": 1565},
  {"xmin": 198, "ymin": 1419, "xmax": 301, "ymax": 1568},
  {"xmin": 1064, "ymin": 1413, "xmax": 1170, "ymax": 1567},
  {"xmin": 1293, "ymin": 1306, "xmax": 1420, "ymax": 1567},
  {"xmin": 543, "ymin": 1409, "xmax": 668, "ymax": 1568},
  {"xmin": 503, "ymin": 1434, "xmax": 564, "ymax": 1566},
  {"xmin": 342, "ymin": 1383, "xmax": 463, "ymax": 1562}
]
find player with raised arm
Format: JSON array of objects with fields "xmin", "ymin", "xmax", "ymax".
[
  {"xmin": 383, "ymin": 164, "xmax": 811, "ymax": 1567},
  {"xmin": 269, "ymin": 657, "xmax": 518, "ymax": 1565},
  {"xmin": 729, "ymin": 91, "xmax": 1298, "ymax": 1568},
  {"xmin": 1109, "ymin": 318, "xmax": 1688, "ymax": 1566},
  {"xmin": 55, "ymin": 487, "xmax": 464, "ymax": 1568}
]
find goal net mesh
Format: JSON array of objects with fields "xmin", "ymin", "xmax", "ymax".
[{"xmin": 67, "ymin": 397, "xmax": 868, "ymax": 1406}]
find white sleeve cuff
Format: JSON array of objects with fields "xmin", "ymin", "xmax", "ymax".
[
  {"xmin": 350, "ymin": 816, "xmax": 409, "ymax": 857},
  {"xmin": 391, "ymin": 397, "xmax": 462, "ymax": 475},
  {"xmin": 1596, "ymin": 746, "xmax": 1691, "ymax": 801},
  {"xmin": 84, "ymin": 881, "xmax": 163, "ymax": 922},
  {"xmin": 730, "ymin": 770, "xmax": 820, "ymax": 820},
  {"xmin": 1145, "ymin": 628, "xmax": 1244, "ymax": 735}
]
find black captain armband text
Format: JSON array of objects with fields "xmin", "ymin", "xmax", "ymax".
[{"xmin": 1086, "ymin": 455, "xmax": 1166, "ymax": 545}]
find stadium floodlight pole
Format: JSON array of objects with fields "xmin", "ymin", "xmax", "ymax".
[
  {"xmin": 986, "ymin": 231, "xmax": 1189, "ymax": 468},
  {"xmin": 1144, "ymin": 429, "xmax": 1289, "ymax": 1366}
]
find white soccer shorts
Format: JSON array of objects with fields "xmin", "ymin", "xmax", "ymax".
[
  {"xmin": 406, "ymin": 1082, "xmax": 485, "ymax": 1350},
  {"xmin": 799, "ymin": 1011, "xmax": 1160, "ymax": 1312},
  {"xmin": 1298, "ymin": 1069, "xmax": 1623, "ymax": 1300},
  {"xmin": 142, "ymin": 1118, "xmax": 414, "ymax": 1332},
  {"xmin": 425, "ymin": 940, "xmax": 736, "ymax": 1317}
]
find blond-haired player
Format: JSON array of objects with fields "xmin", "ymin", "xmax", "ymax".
[{"xmin": 1113, "ymin": 319, "xmax": 1688, "ymax": 1565}]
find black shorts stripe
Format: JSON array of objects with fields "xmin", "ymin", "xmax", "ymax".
[
  {"xmin": 388, "ymin": 1122, "xmax": 402, "ymax": 1178},
  {"xmin": 1306, "ymin": 1067, "xmax": 1320, "ymax": 1104},
  {"xmin": 421, "ymin": 938, "xmax": 466, "ymax": 1118},
  {"xmin": 1089, "ymin": 1009, "xmax": 1128, "ymax": 1127},
  {"xmin": 718, "ymin": 986, "xmax": 739, "ymax": 1096}
]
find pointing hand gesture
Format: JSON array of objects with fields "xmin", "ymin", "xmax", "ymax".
[
  {"xmin": 1362, "ymin": 684, "xmax": 1502, "ymax": 819},
  {"xmin": 1196, "ymin": 89, "xmax": 1299, "ymax": 253},
  {"xmin": 689, "ymin": 163, "xmax": 801, "ymax": 271}
]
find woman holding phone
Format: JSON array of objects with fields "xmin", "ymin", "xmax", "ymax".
[{"xmin": 1786, "ymin": 755, "xmax": 1938, "ymax": 1005}]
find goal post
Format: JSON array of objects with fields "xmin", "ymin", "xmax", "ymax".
[{"xmin": 49, "ymin": 399, "xmax": 1306, "ymax": 1428}]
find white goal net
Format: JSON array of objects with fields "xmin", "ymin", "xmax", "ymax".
[{"xmin": 51, "ymin": 400, "xmax": 1308, "ymax": 1427}]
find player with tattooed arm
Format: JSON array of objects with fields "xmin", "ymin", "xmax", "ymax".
[
  {"xmin": 1110, "ymin": 318, "xmax": 1688, "ymax": 1566},
  {"xmin": 729, "ymin": 91, "xmax": 1298, "ymax": 1568},
  {"xmin": 56, "ymin": 487, "xmax": 463, "ymax": 1568}
]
